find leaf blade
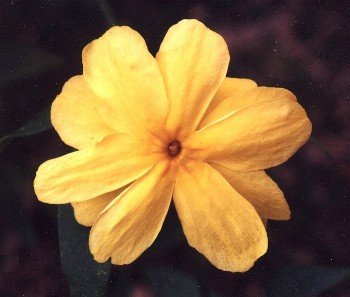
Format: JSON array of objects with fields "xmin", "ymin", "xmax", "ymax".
[
  {"xmin": 0, "ymin": 107, "xmax": 52, "ymax": 153},
  {"xmin": 58, "ymin": 204, "xmax": 112, "ymax": 297},
  {"xmin": 266, "ymin": 265, "xmax": 350, "ymax": 297}
]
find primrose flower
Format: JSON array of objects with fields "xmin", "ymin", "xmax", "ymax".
[{"xmin": 34, "ymin": 19, "xmax": 311, "ymax": 272}]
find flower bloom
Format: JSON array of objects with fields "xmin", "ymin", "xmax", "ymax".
[{"xmin": 34, "ymin": 19, "xmax": 311, "ymax": 272}]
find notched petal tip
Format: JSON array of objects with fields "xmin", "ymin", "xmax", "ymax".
[
  {"xmin": 167, "ymin": 18, "xmax": 207, "ymax": 33},
  {"xmin": 90, "ymin": 249, "xmax": 109, "ymax": 264}
]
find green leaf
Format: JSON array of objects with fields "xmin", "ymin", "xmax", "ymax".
[
  {"xmin": 0, "ymin": 157, "xmax": 36, "ymax": 249},
  {"xmin": 266, "ymin": 265, "xmax": 350, "ymax": 297},
  {"xmin": 147, "ymin": 268, "xmax": 201, "ymax": 297},
  {"xmin": 0, "ymin": 107, "xmax": 52, "ymax": 153},
  {"xmin": 146, "ymin": 267, "xmax": 224, "ymax": 297},
  {"xmin": 0, "ymin": 42, "xmax": 62, "ymax": 85},
  {"xmin": 58, "ymin": 205, "xmax": 112, "ymax": 297},
  {"xmin": 146, "ymin": 203, "xmax": 186, "ymax": 258}
]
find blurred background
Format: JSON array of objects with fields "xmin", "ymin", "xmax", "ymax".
[{"xmin": 0, "ymin": 0, "xmax": 349, "ymax": 296}]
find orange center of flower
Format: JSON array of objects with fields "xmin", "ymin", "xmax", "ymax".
[{"xmin": 168, "ymin": 140, "xmax": 181, "ymax": 157}]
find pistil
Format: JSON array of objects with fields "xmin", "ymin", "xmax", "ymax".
[{"xmin": 168, "ymin": 140, "xmax": 181, "ymax": 157}]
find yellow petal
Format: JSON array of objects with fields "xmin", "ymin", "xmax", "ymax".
[
  {"xmin": 210, "ymin": 163, "xmax": 290, "ymax": 220},
  {"xmin": 156, "ymin": 19, "xmax": 229, "ymax": 138},
  {"xmin": 200, "ymin": 85, "xmax": 297, "ymax": 129},
  {"xmin": 89, "ymin": 161, "xmax": 174, "ymax": 264},
  {"xmin": 51, "ymin": 75, "xmax": 115, "ymax": 149},
  {"xmin": 72, "ymin": 187, "xmax": 126, "ymax": 227},
  {"xmin": 82, "ymin": 26, "xmax": 169, "ymax": 137},
  {"xmin": 173, "ymin": 161, "xmax": 267, "ymax": 272},
  {"xmin": 200, "ymin": 77, "xmax": 257, "ymax": 128},
  {"xmin": 185, "ymin": 99, "xmax": 312, "ymax": 171},
  {"xmin": 34, "ymin": 134, "xmax": 162, "ymax": 204}
]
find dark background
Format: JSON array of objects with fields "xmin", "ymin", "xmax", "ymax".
[{"xmin": 0, "ymin": 0, "xmax": 349, "ymax": 296}]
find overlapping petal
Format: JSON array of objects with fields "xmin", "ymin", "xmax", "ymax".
[
  {"xmin": 82, "ymin": 26, "xmax": 169, "ymax": 138},
  {"xmin": 89, "ymin": 161, "xmax": 175, "ymax": 264},
  {"xmin": 34, "ymin": 19, "xmax": 314, "ymax": 273},
  {"xmin": 156, "ymin": 19, "xmax": 229, "ymax": 138},
  {"xmin": 173, "ymin": 161, "xmax": 267, "ymax": 272},
  {"xmin": 72, "ymin": 187, "xmax": 126, "ymax": 227},
  {"xmin": 51, "ymin": 75, "xmax": 115, "ymax": 149},
  {"xmin": 199, "ymin": 77, "xmax": 257, "ymax": 128},
  {"xmin": 34, "ymin": 134, "xmax": 163, "ymax": 204},
  {"xmin": 185, "ymin": 99, "xmax": 312, "ymax": 171},
  {"xmin": 200, "ymin": 85, "xmax": 296, "ymax": 129},
  {"xmin": 211, "ymin": 163, "xmax": 290, "ymax": 220}
]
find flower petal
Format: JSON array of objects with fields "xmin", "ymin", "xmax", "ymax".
[
  {"xmin": 210, "ymin": 163, "xmax": 290, "ymax": 220},
  {"xmin": 185, "ymin": 99, "xmax": 312, "ymax": 171},
  {"xmin": 82, "ymin": 26, "xmax": 169, "ymax": 137},
  {"xmin": 173, "ymin": 161, "xmax": 267, "ymax": 272},
  {"xmin": 200, "ymin": 85, "xmax": 297, "ymax": 129},
  {"xmin": 89, "ymin": 161, "xmax": 174, "ymax": 264},
  {"xmin": 156, "ymin": 19, "xmax": 229, "ymax": 138},
  {"xmin": 72, "ymin": 187, "xmax": 126, "ymax": 227},
  {"xmin": 34, "ymin": 134, "xmax": 162, "ymax": 204},
  {"xmin": 51, "ymin": 75, "xmax": 115, "ymax": 149},
  {"xmin": 199, "ymin": 77, "xmax": 257, "ymax": 128}
]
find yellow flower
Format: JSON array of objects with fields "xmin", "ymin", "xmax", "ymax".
[{"xmin": 34, "ymin": 19, "xmax": 312, "ymax": 272}]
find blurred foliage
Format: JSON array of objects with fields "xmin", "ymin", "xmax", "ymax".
[
  {"xmin": 0, "ymin": 107, "xmax": 51, "ymax": 153},
  {"xmin": 0, "ymin": 0, "xmax": 349, "ymax": 296},
  {"xmin": 58, "ymin": 205, "xmax": 112, "ymax": 297},
  {"xmin": 146, "ymin": 268, "xmax": 224, "ymax": 297},
  {"xmin": 266, "ymin": 265, "xmax": 350, "ymax": 297},
  {"xmin": 1, "ymin": 157, "xmax": 36, "ymax": 250},
  {"xmin": 0, "ymin": 42, "xmax": 62, "ymax": 86}
]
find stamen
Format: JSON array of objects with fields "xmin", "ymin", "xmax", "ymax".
[{"xmin": 168, "ymin": 140, "xmax": 181, "ymax": 157}]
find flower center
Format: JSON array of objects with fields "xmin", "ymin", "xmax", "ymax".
[{"xmin": 167, "ymin": 140, "xmax": 181, "ymax": 157}]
